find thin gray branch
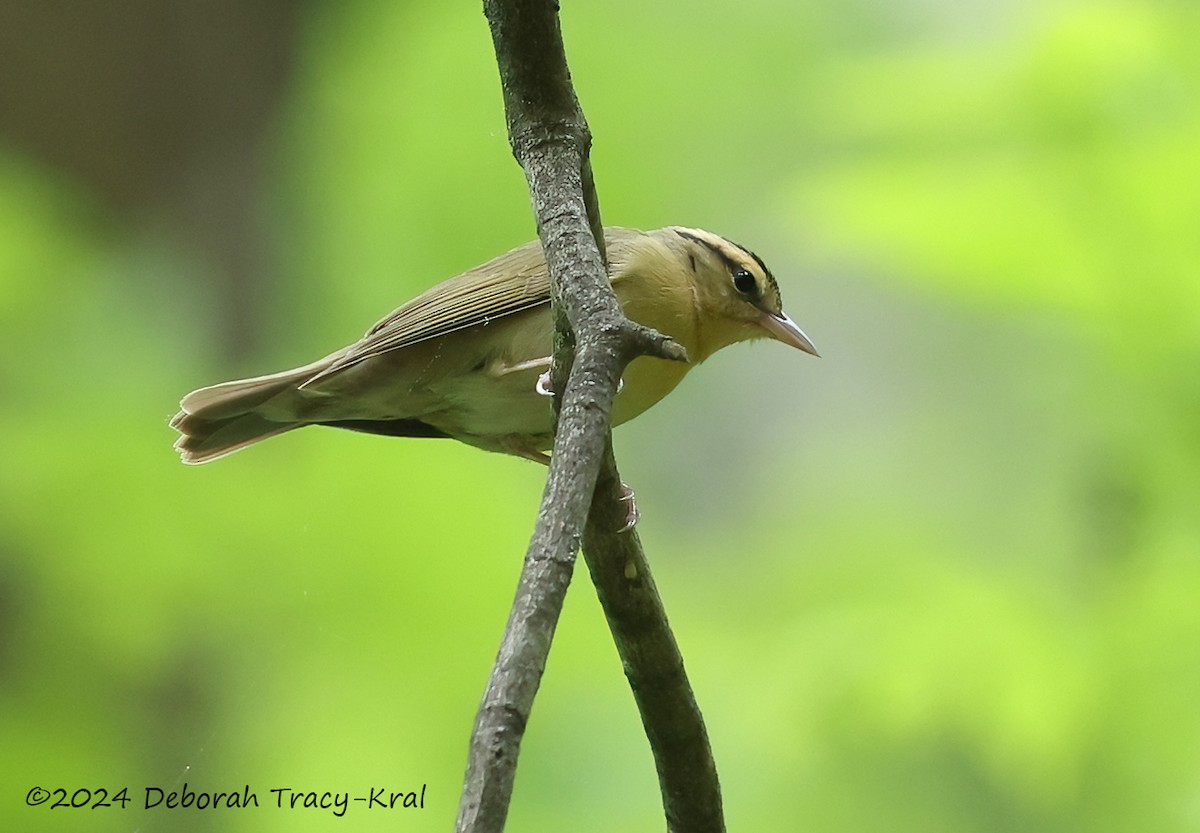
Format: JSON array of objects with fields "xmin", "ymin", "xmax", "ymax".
[
  {"xmin": 457, "ymin": 2, "xmax": 722, "ymax": 832},
  {"xmin": 583, "ymin": 443, "xmax": 725, "ymax": 832}
]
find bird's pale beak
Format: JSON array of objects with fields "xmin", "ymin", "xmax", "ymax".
[{"xmin": 760, "ymin": 311, "xmax": 819, "ymax": 356}]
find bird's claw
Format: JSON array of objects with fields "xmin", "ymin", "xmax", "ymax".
[
  {"xmin": 534, "ymin": 369, "xmax": 635, "ymax": 531},
  {"xmin": 616, "ymin": 482, "xmax": 639, "ymax": 533},
  {"xmin": 535, "ymin": 372, "xmax": 623, "ymax": 396}
]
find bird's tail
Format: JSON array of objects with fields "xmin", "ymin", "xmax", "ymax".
[{"xmin": 170, "ymin": 360, "xmax": 327, "ymax": 464}]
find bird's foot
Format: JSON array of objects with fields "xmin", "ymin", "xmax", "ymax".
[
  {"xmin": 616, "ymin": 482, "xmax": 639, "ymax": 533},
  {"xmin": 535, "ymin": 371, "xmax": 624, "ymax": 397}
]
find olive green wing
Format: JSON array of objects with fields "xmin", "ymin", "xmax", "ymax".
[
  {"xmin": 304, "ymin": 227, "xmax": 642, "ymax": 386},
  {"xmin": 305, "ymin": 239, "xmax": 551, "ymax": 384}
]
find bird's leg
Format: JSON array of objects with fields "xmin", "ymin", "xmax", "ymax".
[
  {"xmin": 503, "ymin": 435, "xmax": 639, "ymax": 532},
  {"xmin": 490, "ymin": 356, "xmax": 552, "ymax": 378},
  {"xmin": 501, "ymin": 360, "xmax": 635, "ymax": 529},
  {"xmin": 483, "ymin": 355, "xmax": 558, "ymax": 398}
]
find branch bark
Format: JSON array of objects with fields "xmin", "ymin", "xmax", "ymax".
[
  {"xmin": 583, "ymin": 443, "xmax": 725, "ymax": 832},
  {"xmin": 457, "ymin": 2, "xmax": 723, "ymax": 831}
]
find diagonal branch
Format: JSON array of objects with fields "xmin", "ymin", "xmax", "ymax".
[
  {"xmin": 582, "ymin": 443, "xmax": 725, "ymax": 832},
  {"xmin": 457, "ymin": 2, "xmax": 722, "ymax": 832}
]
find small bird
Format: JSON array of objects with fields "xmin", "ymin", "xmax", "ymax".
[{"xmin": 171, "ymin": 226, "xmax": 817, "ymax": 466}]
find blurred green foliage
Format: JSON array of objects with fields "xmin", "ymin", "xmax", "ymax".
[{"xmin": 2, "ymin": 1, "xmax": 1198, "ymax": 831}]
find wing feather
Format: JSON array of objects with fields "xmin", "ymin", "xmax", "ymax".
[
  {"xmin": 305, "ymin": 240, "xmax": 551, "ymax": 385},
  {"xmin": 304, "ymin": 227, "xmax": 643, "ymax": 386}
]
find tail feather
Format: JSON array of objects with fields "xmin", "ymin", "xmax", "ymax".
[
  {"xmin": 173, "ymin": 413, "xmax": 298, "ymax": 465},
  {"xmin": 172, "ymin": 361, "xmax": 328, "ymax": 464}
]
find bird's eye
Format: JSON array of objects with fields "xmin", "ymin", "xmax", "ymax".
[{"xmin": 732, "ymin": 269, "xmax": 758, "ymax": 296}]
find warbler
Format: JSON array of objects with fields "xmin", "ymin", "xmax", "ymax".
[{"xmin": 171, "ymin": 226, "xmax": 817, "ymax": 465}]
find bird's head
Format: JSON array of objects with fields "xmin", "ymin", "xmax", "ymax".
[{"xmin": 667, "ymin": 226, "xmax": 819, "ymax": 360}]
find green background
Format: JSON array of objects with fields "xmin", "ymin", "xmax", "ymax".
[{"xmin": 2, "ymin": 1, "xmax": 1198, "ymax": 831}]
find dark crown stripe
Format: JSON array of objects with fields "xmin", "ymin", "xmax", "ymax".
[{"xmin": 675, "ymin": 228, "xmax": 781, "ymax": 302}]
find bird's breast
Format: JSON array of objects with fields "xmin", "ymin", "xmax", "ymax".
[
  {"xmin": 308, "ymin": 272, "xmax": 701, "ymax": 453},
  {"xmin": 611, "ymin": 355, "xmax": 692, "ymax": 427}
]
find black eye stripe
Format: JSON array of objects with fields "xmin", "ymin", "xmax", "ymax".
[
  {"xmin": 678, "ymin": 230, "xmax": 755, "ymax": 278},
  {"xmin": 674, "ymin": 227, "xmax": 781, "ymax": 304},
  {"xmin": 721, "ymin": 238, "xmax": 780, "ymax": 302}
]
